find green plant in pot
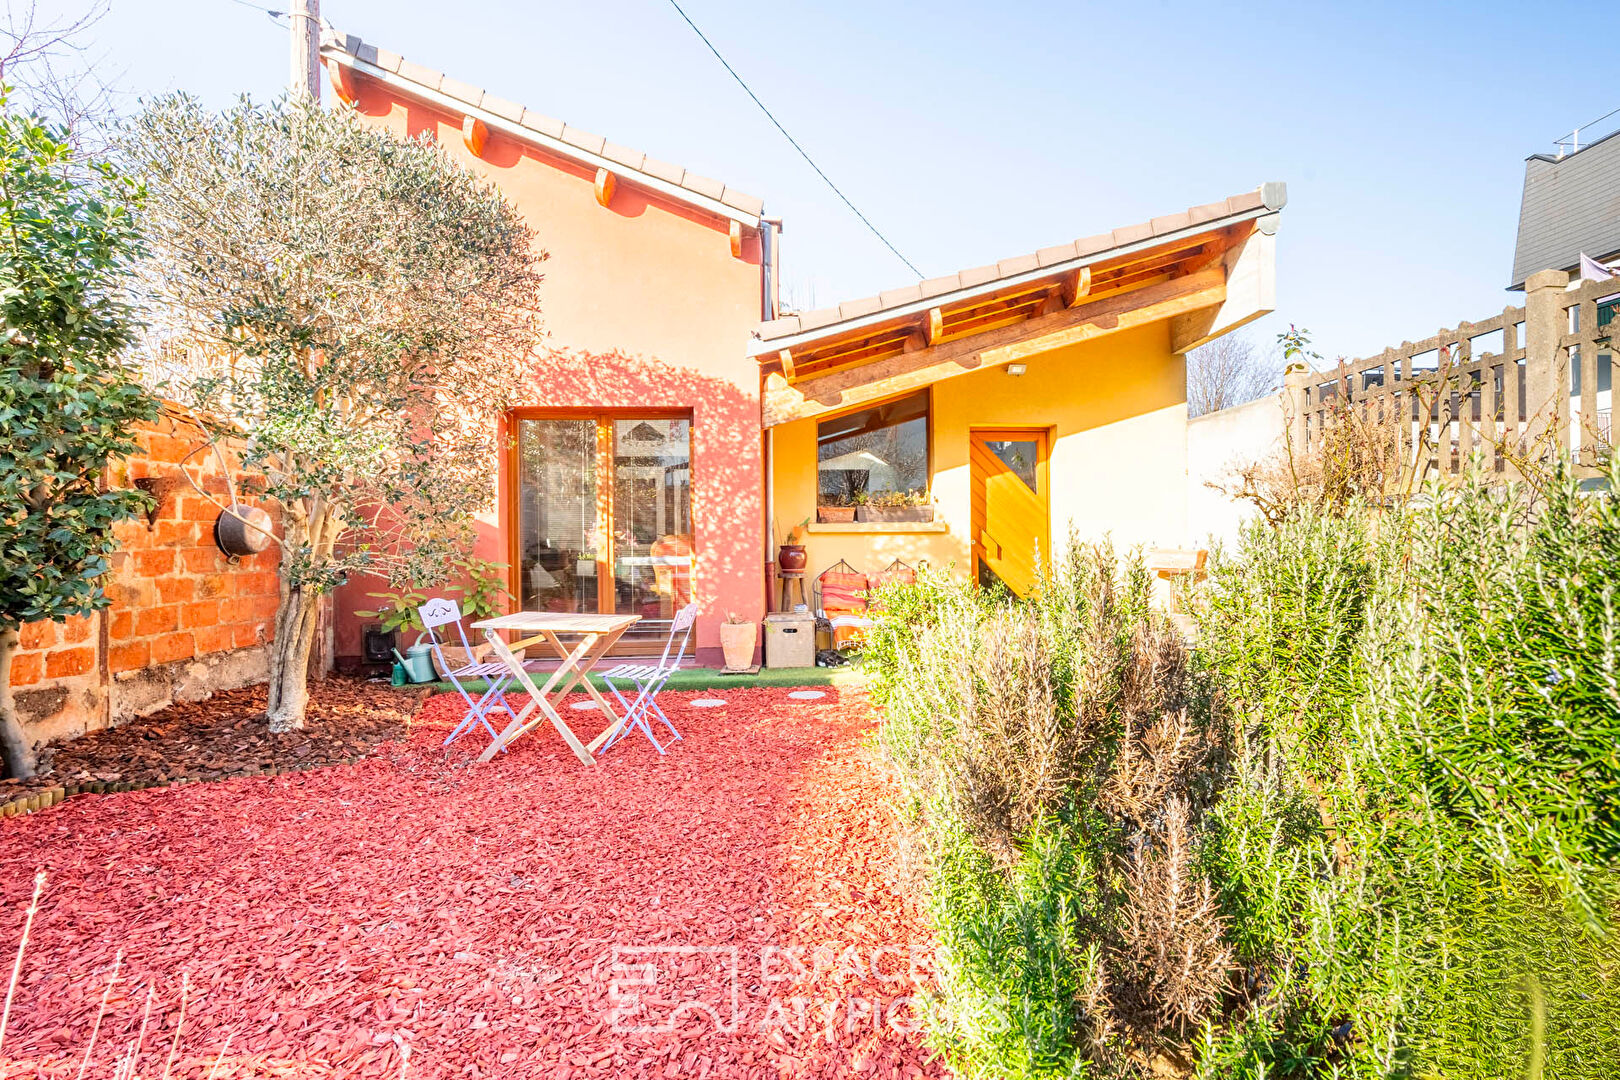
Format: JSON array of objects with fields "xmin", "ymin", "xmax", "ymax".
[
  {"xmin": 355, "ymin": 556, "xmax": 511, "ymax": 681},
  {"xmin": 777, "ymin": 517, "xmax": 810, "ymax": 571},
  {"xmin": 855, "ymin": 488, "xmax": 933, "ymax": 523}
]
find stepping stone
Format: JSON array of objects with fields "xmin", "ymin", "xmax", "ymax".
[
  {"xmin": 787, "ymin": 690, "xmax": 827, "ymax": 700},
  {"xmin": 569, "ymin": 701, "xmax": 599, "ymax": 711},
  {"xmin": 689, "ymin": 698, "xmax": 727, "ymax": 708}
]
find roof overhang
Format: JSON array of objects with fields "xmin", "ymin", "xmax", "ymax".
[
  {"xmin": 756, "ymin": 187, "xmax": 1281, "ymax": 428},
  {"xmin": 320, "ymin": 33, "xmax": 765, "ymax": 230}
]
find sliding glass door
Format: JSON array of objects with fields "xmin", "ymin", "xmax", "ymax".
[{"xmin": 513, "ymin": 413, "xmax": 693, "ymax": 652}]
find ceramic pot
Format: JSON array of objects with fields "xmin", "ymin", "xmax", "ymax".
[
  {"xmin": 719, "ymin": 621, "xmax": 757, "ymax": 670},
  {"xmin": 778, "ymin": 544, "xmax": 808, "ymax": 571}
]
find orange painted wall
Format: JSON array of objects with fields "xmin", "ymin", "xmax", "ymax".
[{"xmin": 333, "ymin": 77, "xmax": 767, "ymax": 664}]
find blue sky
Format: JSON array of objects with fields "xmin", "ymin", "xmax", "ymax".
[{"xmin": 35, "ymin": 0, "xmax": 1620, "ymax": 363}]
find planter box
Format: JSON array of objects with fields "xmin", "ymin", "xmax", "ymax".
[
  {"xmin": 718, "ymin": 621, "xmax": 757, "ymax": 671},
  {"xmin": 817, "ymin": 506, "xmax": 857, "ymax": 523},
  {"xmin": 856, "ymin": 506, "xmax": 934, "ymax": 523}
]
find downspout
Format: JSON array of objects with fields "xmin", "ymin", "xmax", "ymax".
[{"xmin": 759, "ymin": 219, "xmax": 783, "ymax": 614}]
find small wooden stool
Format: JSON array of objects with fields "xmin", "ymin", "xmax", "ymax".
[{"xmin": 777, "ymin": 570, "xmax": 807, "ymax": 612}]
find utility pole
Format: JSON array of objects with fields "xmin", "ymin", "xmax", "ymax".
[{"xmin": 289, "ymin": 0, "xmax": 320, "ymax": 101}]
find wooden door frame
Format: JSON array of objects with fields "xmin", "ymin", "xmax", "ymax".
[
  {"xmin": 506, "ymin": 409, "xmax": 695, "ymax": 650},
  {"xmin": 969, "ymin": 427, "xmax": 1052, "ymax": 590}
]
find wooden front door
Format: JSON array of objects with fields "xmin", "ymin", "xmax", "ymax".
[{"xmin": 970, "ymin": 429, "xmax": 1050, "ymax": 597}]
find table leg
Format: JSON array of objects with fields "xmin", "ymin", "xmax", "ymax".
[
  {"xmin": 535, "ymin": 628, "xmax": 638, "ymax": 753},
  {"xmin": 476, "ymin": 630, "xmax": 598, "ymax": 765}
]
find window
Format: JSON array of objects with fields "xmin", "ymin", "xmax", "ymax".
[
  {"xmin": 512, "ymin": 413, "xmax": 692, "ymax": 652},
  {"xmin": 816, "ymin": 391, "xmax": 929, "ymax": 505}
]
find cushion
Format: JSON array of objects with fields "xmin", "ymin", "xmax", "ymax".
[{"xmin": 819, "ymin": 570, "xmax": 869, "ymax": 615}]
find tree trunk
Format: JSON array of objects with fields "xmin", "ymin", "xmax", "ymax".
[
  {"xmin": 0, "ymin": 629, "xmax": 39, "ymax": 780},
  {"xmin": 265, "ymin": 586, "xmax": 322, "ymax": 732}
]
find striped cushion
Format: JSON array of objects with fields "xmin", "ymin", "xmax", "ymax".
[
  {"xmin": 819, "ymin": 570, "xmax": 869, "ymax": 615},
  {"xmin": 869, "ymin": 565, "xmax": 917, "ymax": 592}
]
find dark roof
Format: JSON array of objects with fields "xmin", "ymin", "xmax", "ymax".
[{"xmin": 1510, "ymin": 127, "xmax": 1620, "ymax": 290}]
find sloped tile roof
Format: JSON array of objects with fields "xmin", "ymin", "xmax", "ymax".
[
  {"xmin": 754, "ymin": 183, "xmax": 1286, "ymax": 348},
  {"xmin": 1511, "ymin": 129, "xmax": 1620, "ymax": 289},
  {"xmin": 320, "ymin": 28, "xmax": 766, "ymax": 222}
]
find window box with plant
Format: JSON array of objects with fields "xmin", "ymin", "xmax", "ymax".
[{"xmin": 855, "ymin": 489, "xmax": 934, "ymax": 523}]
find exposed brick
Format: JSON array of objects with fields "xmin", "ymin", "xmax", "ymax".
[
  {"xmin": 132, "ymin": 549, "xmax": 175, "ymax": 576},
  {"xmin": 149, "ymin": 631, "xmax": 195, "ymax": 665},
  {"xmin": 180, "ymin": 600, "xmax": 220, "ymax": 629},
  {"xmin": 60, "ymin": 616, "xmax": 93, "ymax": 644},
  {"xmin": 232, "ymin": 624, "xmax": 266, "ymax": 649},
  {"xmin": 143, "ymin": 434, "xmax": 193, "ymax": 464},
  {"xmin": 109, "ymin": 610, "xmax": 134, "ymax": 640},
  {"xmin": 152, "ymin": 519, "xmax": 198, "ymax": 545},
  {"xmin": 192, "ymin": 626, "xmax": 234, "ymax": 656},
  {"xmin": 135, "ymin": 604, "xmax": 179, "ymax": 637},
  {"xmin": 18, "ymin": 621, "xmax": 55, "ymax": 650},
  {"xmin": 45, "ymin": 646, "xmax": 96, "ymax": 679},
  {"xmin": 196, "ymin": 574, "xmax": 231, "ymax": 599},
  {"xmin": 8, "ymin": 652, "xmax": 42, "ymax": 687},
  {"xmin": 183, "ymin": 547, "xmax": 223, "ymax": 574},
  {"xmin": 154, "ymin": 576, "xmax": 195, "ymax": 604},
  {"xmin": 107, "ymin": 640, "xmax": 150, "ymax": 673}
]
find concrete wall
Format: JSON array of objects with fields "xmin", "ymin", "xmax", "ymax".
[
  {"xmin": 8, "ymin": 411, "xmax": 282, "ymax": 749},
  {"xmin": 334, "ymin": 77, "xmax": 766, "ymax": 667},
  {"xmin": 771, "ymin": 321, "xmax": 1191, "ymax": 584},
  {"xmin": 1185, "ymin": 392, "xmax": 1287, "ymax": 548}
]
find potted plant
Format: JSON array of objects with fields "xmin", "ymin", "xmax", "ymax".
[
  {"xmin": 856, "ymin": 489, "xmax": 934, "ymax": 523},
  {"xmin": 718, "ymin": 612, "xmax": 757, "ymax": 671},
  {"xmin": 777, "ymin": 517, "xmax": 809, "ymax": 571},
  {"xmin": 816, "ymin": 494, "xmax": 856, "ymax": 524},
  {"xmin": 354, "ymin": 556, "xmax": 512, "ymax": 679}
]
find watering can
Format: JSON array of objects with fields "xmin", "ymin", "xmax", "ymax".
[{"xmin": 392, "ymin": 642, "xmax": 438, "ymax": 684}]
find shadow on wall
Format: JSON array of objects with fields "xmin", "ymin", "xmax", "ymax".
[{"xmin": 334, "ymin": 345, "xmax": 765, "ymax": 661}]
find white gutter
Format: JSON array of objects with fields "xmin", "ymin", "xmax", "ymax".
[
  {"xmin": 323, "ymin": 49, "xmax": 765, "ymax": 230},
  {"xmin": 748, "ymin": 206, "xmax": 1278, "ymax": 356}
]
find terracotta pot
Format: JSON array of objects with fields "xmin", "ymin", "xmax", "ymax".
[
  {"xmin": 777, "ymin": 544, "xmax": 808, "ymax": 571},
  {"xmin": 816, "ymin": 506, "xmax": 856, "ymax": 523},
  {"xmin": 719, "ymin": 621, "xmax": 756, "ymax": 670}
]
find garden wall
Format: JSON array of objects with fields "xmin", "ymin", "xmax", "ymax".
[{"xmin": 7, "ymin": 405, "xmax": 283, "ymax": 751}]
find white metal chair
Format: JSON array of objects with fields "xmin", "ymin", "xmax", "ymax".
[
  {"xmin": 598, "ymin": 602, "xmax": 698, "ymax": 754},
  {"xmin": 419, "ymin": 597, "xmax": 518, "ymax": 751}
]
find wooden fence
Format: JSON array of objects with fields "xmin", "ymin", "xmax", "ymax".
[{"xmin": 1286, "ymin": 269, "xmax": 1619, "ymax": 482}]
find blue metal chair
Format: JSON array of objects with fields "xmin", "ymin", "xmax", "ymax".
[
  {"xmin": 418, "ymin": 597, "xmax": 518, "ymax": 751},
  {"xmin": 598, "ymin": 602, "xmax": 699, "ymax": 754}
]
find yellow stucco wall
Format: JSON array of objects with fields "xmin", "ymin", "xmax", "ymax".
[{"xmin": 772, "ymin": 320, "xmax": 1189, "ymax": 586}]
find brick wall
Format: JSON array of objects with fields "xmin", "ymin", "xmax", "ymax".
[{"xmin": 8, "ymin": 406, "xmax": 283, "ymax": 749}]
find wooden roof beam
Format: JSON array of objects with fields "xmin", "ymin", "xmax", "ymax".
[
  {"xmin": 594, "ymin": 168, "xmax": 617, "ymax": 208},
  {"xmin": 462, "ymin": 116, "xmax": 489, "ymax": 157},
  {"xmin": 765, "ymin": 266, "xmax": 1228, "ymax": 427},
  {"xmin": 1170, "ymin": 219, "xmax": 1276, "ymax": 354}
]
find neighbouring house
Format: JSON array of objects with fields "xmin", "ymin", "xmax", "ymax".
[
  {"xmin": 1510, "ymin": 126, "xmax": 1620, "ymax": 291},
  {"xmin": 318, "ymin": 28, "xmax": 1283, "ymax": 662}
]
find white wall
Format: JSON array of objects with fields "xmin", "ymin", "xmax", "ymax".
[{"xmin": 1186, "ymin": 392, "xmax": 1287, "ymax": 548}]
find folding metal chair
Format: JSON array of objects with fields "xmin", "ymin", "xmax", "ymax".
[
  {"xmin": 418, "ymin": 597, "xmax": 519, "ymax": 751},
  {"xmin": 598, "ymin": 602, "xmax": 698, "ymax": 754}
]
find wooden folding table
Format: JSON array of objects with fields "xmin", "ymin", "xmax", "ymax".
[{"xmin": 472, "ymin": 612, "xmax": 640, "ymax": 765}]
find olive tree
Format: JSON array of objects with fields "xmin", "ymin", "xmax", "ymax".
[
  {"xmin": 124, "ymin": 96, "xmax": 544, "ymax": 731},
  {"xmin": 0, "ymin": 100, "xmax": 155, "ymax": 779}
]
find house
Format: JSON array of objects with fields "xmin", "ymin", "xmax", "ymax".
[
  {"xmin": 1510, "ymin": 126, "xmax": 1620, "ymax": 291},
  {"xmin": 318, "ymin": 29, "xmax": 1282, "ymax": 665}
]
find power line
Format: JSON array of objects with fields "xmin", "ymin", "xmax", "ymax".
[
  {"xmin": 224, "ymin": 0, "xmax": 287, "ymax": 21},
  {"xmin": 662, "ymin": 0, "xmax": 921, "ymax": 279}
]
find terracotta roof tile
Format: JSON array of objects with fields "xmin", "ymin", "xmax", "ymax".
[
  {"xmin": 560, "ymin": 126, "xmax": 606, "ymax": 155},
  {"xmin": 438, "ymin": 75, "xmax": 483, "ymax": 109},
  {"xmin": 602, "ymin": 142, "xmax": 646, "ymax": 171},
  {"xmin": 396, "ymin": 58, "xmax": 443, "ymax": 92},
  {"xmin": 320, "ymin": 28, "xmax": 764, "ymax": 222},
  {"xmin": 755, "ymin": 184, "xmax": 1285, "ymax": 345}
]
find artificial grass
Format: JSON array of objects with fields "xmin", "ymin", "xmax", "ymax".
[{"xmin": 421, "ymin": 665, "xmax": 866, "ymax": 696}]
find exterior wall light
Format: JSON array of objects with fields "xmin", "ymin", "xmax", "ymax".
[{"xmin": 1005, "ymin": 363, "xmax": 1028, "ymax": 376}]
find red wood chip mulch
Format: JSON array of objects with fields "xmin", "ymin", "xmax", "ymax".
[
  {"xmin": 6, "ymin": 678, "xmax": 427, "ymax": 803},
  {"xmin": 0, "ymin": 687, "xmax": 949, "ymax": 1079}
]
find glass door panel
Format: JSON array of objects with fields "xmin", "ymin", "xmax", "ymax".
[
  {"xmin": 612, "ymin": 419, "xmax": 692, "ymax": 644},
  {"xmin": 515, "ymin": 418, "xmax": 599, "ymax": 613}
]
